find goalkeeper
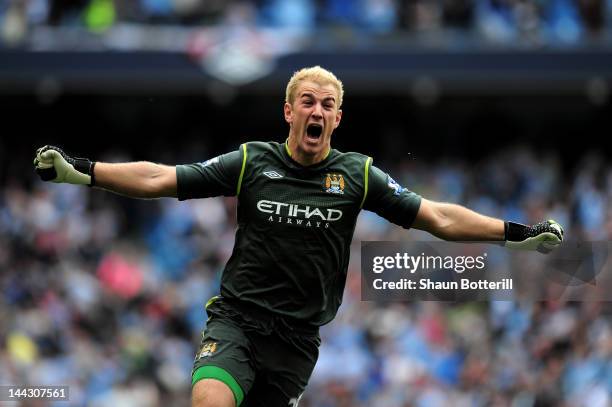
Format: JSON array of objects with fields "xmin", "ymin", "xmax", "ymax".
[{"xmin": 34, "ymin": 66, "xmax": 563, "ymax": 407}]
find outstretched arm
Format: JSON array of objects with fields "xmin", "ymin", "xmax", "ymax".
[
  {"xmin": 362, "ymin": 161, "xmax": 563, "ymax": 252},
  {"xmin": 412, "ymin": 198, "xmax": 564, "ymax": 251},
  {"xmin": 93, "ymin": 161, "xmax": 177, "ymax": 198},
  {"xmin": 412, "ymin": 199, "xmax": 504, "ymax": 241},
  {"xmin": 34, "ymin": 145, "xmax": 177, "ymax": 199}
]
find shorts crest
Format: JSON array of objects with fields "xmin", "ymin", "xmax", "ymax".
[{"xmin": 197, "ymin": 341, "xmax": 218, "ymax": 359}]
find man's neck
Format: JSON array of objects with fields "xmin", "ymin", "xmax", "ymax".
[{"xmin": 286, "ymin": 137, "xmax": 330, "ymax": 167}]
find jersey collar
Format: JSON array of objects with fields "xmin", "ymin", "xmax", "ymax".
[{"xmin": 283, "ymin": 139, "xmax": 333, "ymax": 169}]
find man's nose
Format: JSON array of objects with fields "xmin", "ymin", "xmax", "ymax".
[{"xmin": 312, "ymin": 103, "xmax": 323, "ymax": 119}]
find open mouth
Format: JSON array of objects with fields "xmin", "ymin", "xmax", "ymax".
[{"xmin": 306, "ymin": 123, "xmax": 323, "ymax": 140}]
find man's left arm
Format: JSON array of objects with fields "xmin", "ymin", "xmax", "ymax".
[
  {"xmin": 412, "ymin": 199, "xmax": 564, "ymax": 251},
  {"xmin": 412, "ymin": 199, "xmax": 504, "ymax": 240},
  {"xmin": 362, "ymin": 161, "xmax": 563, "ymax": 252}
]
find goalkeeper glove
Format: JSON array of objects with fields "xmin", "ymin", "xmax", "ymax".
[
  {"xmin": 504, "ymin": 220, "xmax": 564, "ymax": 253},
  {"xmin": 33, "ymin": 145, "xmax": 96, "ymax": 186}
]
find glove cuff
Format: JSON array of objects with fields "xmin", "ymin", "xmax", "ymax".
[
  {"xmin": 90, "ymin": 161, "xmax": 96, "ymax": 187},
  {"xmin": 504, "ymin": 221, "xmax": 530, "ymax": 242},
  {"xmin": 72, "ymin": 158, "xmax": 96, "ymax": 187}
]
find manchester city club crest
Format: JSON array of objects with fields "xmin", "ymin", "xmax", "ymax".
[
  {"xmin": 324, "ymin": 173, "xmax": 345, "ymax": 194},
  {"xmin": 197, "ymin": 341, "xmax": 218, "ymax": 359}
]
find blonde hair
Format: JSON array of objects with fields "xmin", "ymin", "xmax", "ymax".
[{"xmin": 285, "ymin": 66, "xmax": 344, "ymax": 108}]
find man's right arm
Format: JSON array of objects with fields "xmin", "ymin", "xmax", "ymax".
[
  {"xmin": 34, "ymin": 145, "xmax": 177, "ymax": 199},
  {"xmin": 35, "ymin": 144, "xmax": 245, "ymax": 200},
  {"xmin": 94, "ymin": 161, "xmax": 177, "ymax": 198}
]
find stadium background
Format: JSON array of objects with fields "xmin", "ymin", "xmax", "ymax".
[{"xmin": 1, "ymin": 1, "xmax": 612, "ymax": 406}]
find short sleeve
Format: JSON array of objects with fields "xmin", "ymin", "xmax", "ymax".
[
  {"xmin": 176, "ymin": 146, "xmax": 244, "ymax": 201},
  {"xmin": 362, "ymin": 162, "xmax": 422, "ymax": 229}
]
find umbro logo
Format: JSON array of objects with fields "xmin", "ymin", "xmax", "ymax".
[{"xmin": 263, "ymin": 170, "xmax": 283, "ymax": 179}]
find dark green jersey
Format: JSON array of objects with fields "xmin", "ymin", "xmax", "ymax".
[{"xmin": 177, "ymin": 141, "xmax": 421, "ymax": 326}]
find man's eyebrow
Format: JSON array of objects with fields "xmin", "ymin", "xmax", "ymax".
[{"xmin": 299, "ymin": 93, "xmax": 336, "ymax": 103}]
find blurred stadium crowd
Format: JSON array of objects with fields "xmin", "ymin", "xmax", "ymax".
[
  {"xmin": 1, "ymin": 0, "xmax": 611, "ymax": 45},
  {"xmin": 1, "ymin": 146, "xmax": 611, "ymax": 406}
]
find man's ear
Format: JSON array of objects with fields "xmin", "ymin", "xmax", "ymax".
[
  {"xmin": 334, "ymin": 109, "xmax": 343, "ymax": 129},
  {"xmin": 284, "ymin": 102, "xmax": 293, "ymax": 124}
]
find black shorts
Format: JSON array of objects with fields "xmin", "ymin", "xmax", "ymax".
[{"xmin": 192, "ymin": 297, "xmax": 320, "ymax": 406}]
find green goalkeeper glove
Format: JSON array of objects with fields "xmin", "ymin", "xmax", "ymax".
[
  {"xmin": 34, "ymin": 145, "xmax": 96, "ymax": 186},
  {"xmin": 504, "ymin": 219, "xmax": 564, "ymax": 253}
]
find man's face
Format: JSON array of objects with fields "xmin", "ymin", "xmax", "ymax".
[{"xmin": 284, "ymin": 81, "xmax": 342, "ymax": 160}]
